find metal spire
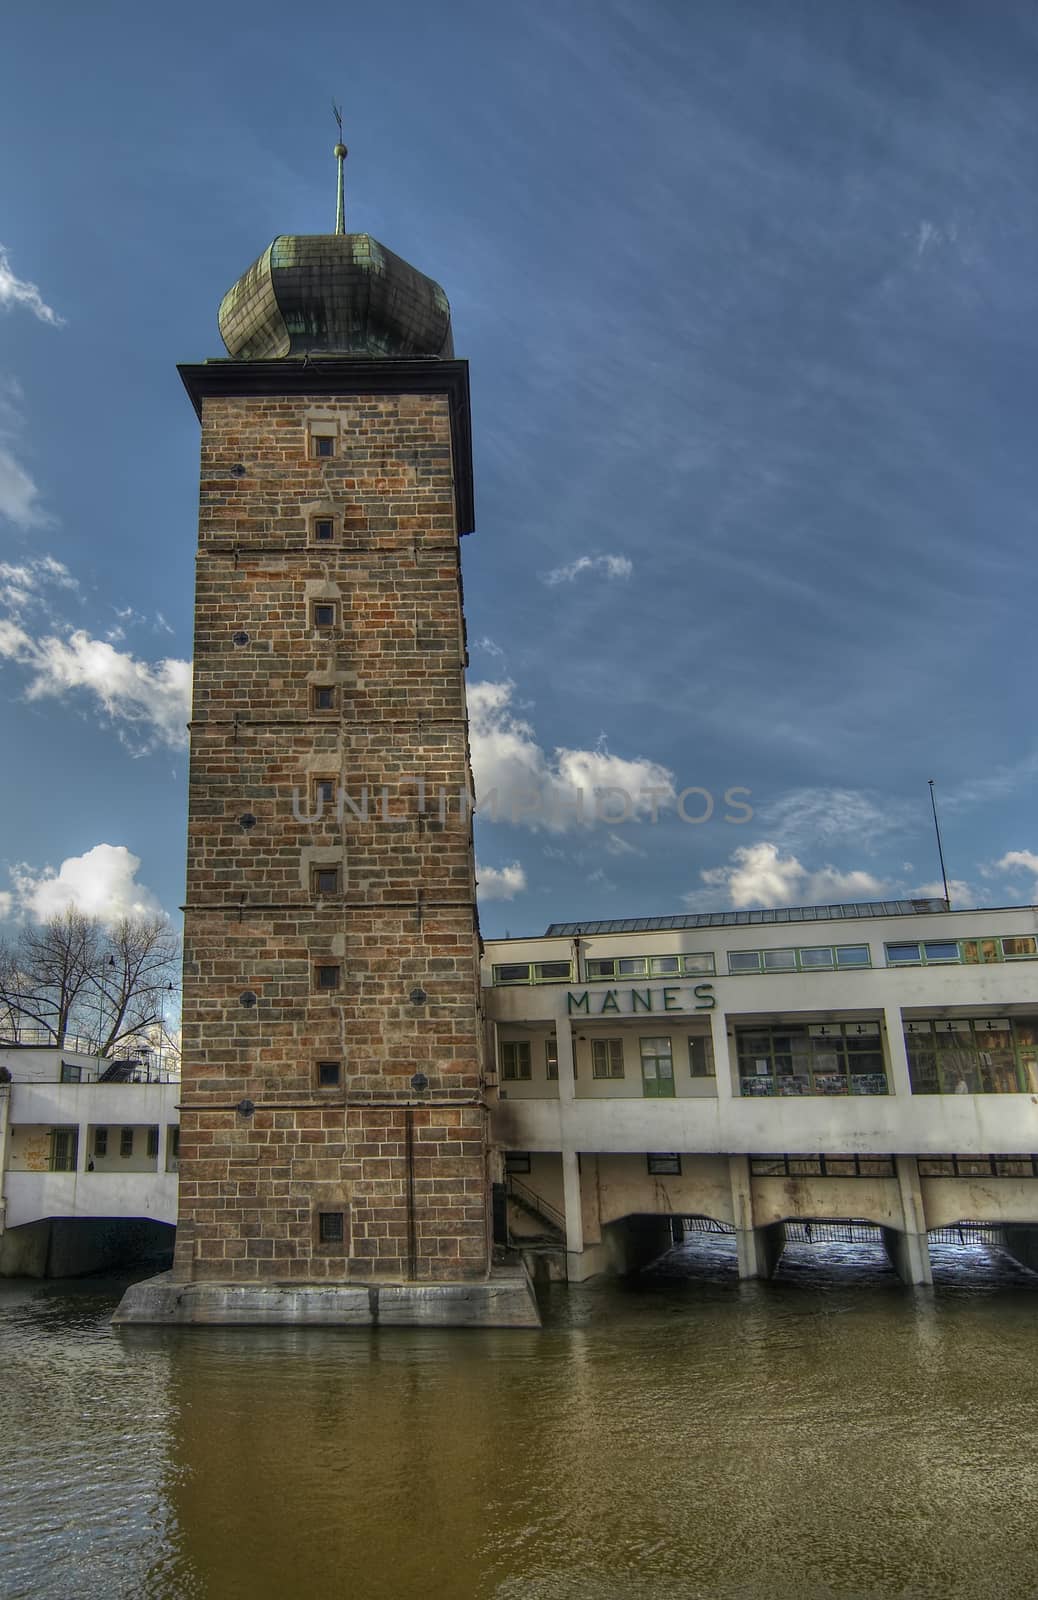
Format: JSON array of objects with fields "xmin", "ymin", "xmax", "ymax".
[{"xmin": 332, "ymin": 103, "xmax": 347, "ymax": 234}]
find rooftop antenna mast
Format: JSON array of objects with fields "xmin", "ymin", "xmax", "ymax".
[
  {"xmin": 928, "ymin": 779, "xmax": 952, "ymax": 909},
  {"xmin": 332, "ymin": 103, "xmax": 347, "ymax": 235}
]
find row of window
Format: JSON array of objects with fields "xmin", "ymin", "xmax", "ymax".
[
  {"xmin": 499, "ymin": 1035, "xmax": 714, "ymax": 1083},
  {"xmin": 749, "ymin": 1154, "xmax": 896, "ymax": 1177},
  {"xmin": 93, "ymin": 1126, "xmax": 165, "ymax": 1159},
  {"xmin": 490, "ymin": 933, "xmax": 1038, "ymax": 985},
  {"xmin": 885, "ymin": 936, "xmax": 1037, "ymax": 966},
  {"xmin": 493, "ymin": 953, "xmax": 715, "ymax": 985},
  {"xmin": 504, "ymin": 1151, "xmax": 1038, "ymax": 1181},
  {"xmin": 729, "ymin": 944, "xmax": 871, "ymax": 973}
]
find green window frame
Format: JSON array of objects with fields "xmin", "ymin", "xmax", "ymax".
[
  {"xmin": 688, "ymin": 1035, "xmax": 715, "ymax": 1076},
  {"xmin": 500, "ymin": 1040, "xmax": 532, "ymax": 1081},
  {"xmin": 736, "ymin": 1022, "xmax": 887, "ymax": 1097},
  {"xmin": 887, "ymin": 936, "xmax": 1038, "ymax": 968},
  {"xmin": 585, "ymin": 952, "xmax": 716, "ymax": 980},
  {"xmin": 905, "ymin": 1015, "xmax": 1038, "ymax": 1094},
  {"xmin": 730, "ymin": 945, "xmax": 872, "ymax": 974},
  {"xmin": 591, "ymin": 1038, "xmax": 625, "ymax": 1079}
]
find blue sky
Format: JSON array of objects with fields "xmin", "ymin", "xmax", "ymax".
[{"xmin": 1, "ymin": 0, "xmax": 1037, "ymax": 939}]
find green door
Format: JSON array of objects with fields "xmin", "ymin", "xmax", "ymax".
[{"xmin": 640, "ymin": 1037, "xmax": 675, "ymax": 1098}]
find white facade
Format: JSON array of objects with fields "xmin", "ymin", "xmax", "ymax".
[
  {"xmin": 482, "ymin": 900, "xmax": 1038, "ymax": 1284},
  {"xmin": 0, "ymin": 1048, "xmax": 180, "ymax": 1244}
]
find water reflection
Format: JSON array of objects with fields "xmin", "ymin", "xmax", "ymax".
[{"xmin": 1, "ymin": 1245, "xmax": 1037, "ymax": 1600}]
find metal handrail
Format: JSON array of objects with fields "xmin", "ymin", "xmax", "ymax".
[{"xmin": 507, "ymin": 1174, "xmax": 565, "ymax": 1232}]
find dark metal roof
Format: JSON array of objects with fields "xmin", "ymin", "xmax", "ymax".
[{"xmin": 544, "ymin": 899, "xmax": 950, "ymax": 936}]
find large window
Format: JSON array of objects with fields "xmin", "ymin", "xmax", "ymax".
[
  {"xmin": 591, "ymin": 1039, "xmax": 625, "ymax": 1079},
  {"xmin": 500, "ymin": 1040, "xmax": 532, "ymax": 1081},
  {"xmin": 729, "ymin": 944, "xmax": 871, "ymax": 974},
  {"xmin": 886, "ymin": 935, "xmax": 1038, "ymax": 967},
  {"xmin": 905, "ymin": 1016, "xmax": 1038, "ymax": 1094},
  {"xmin": 737, "ymin": 1022, "xmax": 887, "ymax": 1096}
]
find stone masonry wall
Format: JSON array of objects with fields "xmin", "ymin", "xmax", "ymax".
[{"xmin": 175, "ymin": 390, "xmax": 488, "ymax": 1284}]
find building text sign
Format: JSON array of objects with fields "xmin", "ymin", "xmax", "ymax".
[{"xmin": 567, "ymin": 984, "xmax": 716, "ymax": 1015}]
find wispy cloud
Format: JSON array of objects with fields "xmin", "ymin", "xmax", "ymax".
[
  {"xmin": 0, "ymin": 244, "xmax": 64, "ymax": 327},
  {"xmin": 0, "ymin": 621, "xmax": 190, "ymax": 753},
  {"xmin": 476, "ymin": 860, "xmax": 527, "ymax": 901},
  {"xmin": 541, "ymin": 553, "xmax": 633, "ymax": 586},
  {"xmin": 474, "ymin": 635, "xmax": 505, "ymax": 658},
  {"xmin": 995, "ymin": 850, "xmax": 1038, "ymax": 902},
  {"xmin": 0, "ymin": 554, "xmax": 190, "ymax": 752}
]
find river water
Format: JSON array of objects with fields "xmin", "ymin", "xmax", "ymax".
[{"xmin": 2, "ymin": 1238, "xmax": 1037, "ymax": 1600}]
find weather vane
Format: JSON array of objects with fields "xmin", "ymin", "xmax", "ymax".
[{"xmin": 332, "ymin": 103, "xmax": 347, "ymax": 235}]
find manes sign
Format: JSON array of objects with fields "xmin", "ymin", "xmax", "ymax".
[{"xmin": 566, "ymin": 984, "xmax": 716, "ymax": 1015}]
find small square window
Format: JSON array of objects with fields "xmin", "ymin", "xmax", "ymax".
[
  {"xmin": 315, "ymin": 964, "xmax": 341, "ymax": 991},
  {"xmin": 312, "ymin": 435, "xmax": 334, "ymax": 459},
  {"xmin": 313, "ymin": 518, "xmax": 335, "ymax": 542},
  {"xmin": 313, "ymin": 777, "xmax": 336, "ymax": 806},
  {"xmin": 313, "ymin": 866, "xmax": 340, "ymax": 896},
  {"xmin": 317, "ymin": 1060, "xmax": 341, "ymax": 1088},
  {"xmin": 647, "ymin": 1153, "xmax": 681, "ymax": 1176},
  {"xmin": 504, "ymin": 1151, "xmax": 531, "ymax": 1174},
  {"xmin": 60, "ymin": 1062, "xmax": 82, "ymax": 1083},
  {"xmin": 312, "ymin": 686, "xmax": 336, "ymax": 712},
  {"xmin": 312, "ymin": 603, "xmax": 337, "ymax": 629},
  {"xmin": 318, "ymin": 1211, "xmax": 345, "ymax": 1243}
]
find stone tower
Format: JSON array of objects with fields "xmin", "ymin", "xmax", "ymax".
[{"xmin": 116, "ymin": 147, "xmax": 537, "ymax": 1325}]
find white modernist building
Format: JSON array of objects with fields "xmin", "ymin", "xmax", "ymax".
[
  {"xmin": 0, "ymin": 1043, "xmax": 180, "ymax": 1276},
  {"xmin": 482, "ymin": 898, "xmax": 1038, "ymax": 1285}
]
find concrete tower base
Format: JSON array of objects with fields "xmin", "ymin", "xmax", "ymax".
[{"xmin": 112, "ymin": 1265, "xmax": 540, "ymax": 1328}]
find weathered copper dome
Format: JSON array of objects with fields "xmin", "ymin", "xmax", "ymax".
[{"xmin": 217, "ymin": 233, "xmax": 454, "ymax": 361}]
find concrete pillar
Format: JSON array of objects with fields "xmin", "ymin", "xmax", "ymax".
[
  {"xmin": 555, "ymin": 1015, "xmax": 576, "ymax": 1104},
  {"xmin": 729, "ymin": 1154, "xmax": 785, "ymax": 1280},
  {"xmin": 882, "ymin": 1004, "xmax": 914, "ymax": 1099},
  {"xmin": 883, "ymin": 1154, "xmax": 932, "ymax": 1285},
  {"xmin": 562, "ymin": 1148, "xmax": 583, "ymax": 1274},
  {"xmin": 0, "ymin": 1083, "xmax": 10, "ymax": 1241},
  {"xmin": 710, "ymin": 1005, "xmax": 736, "ymax": 1102}
]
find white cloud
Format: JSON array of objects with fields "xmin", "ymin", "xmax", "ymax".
[
  {"xmin": 689, "ymin": 842, "xmax": 887, "ymax": 911},
  {"xmin": 467, "ymin": 679, "xmax": 675, "ymax": 831},
  {"xmin": 604, "ymin": 831, "xmax": 646, "ymax": 858},
  {"xmin": 541, "ymin": 553, "xmax": 633, "ymax": 586},
  {"xmin": 475, "ymin": 860, "xmax": 527, "ymax": 901},
  {"xmin": 995, "ymin": 851, "xmax": 1038, "ymax": 901},
  {"xmin": 10, "ymin": 844, "xmax": 164, "ymax": 924},
  {"xmin": 0, "ymin": 245, "xmax": 64, "ymax": 326},
  {"xmin": 0, "ymin": 619, "xmax": 191, "ymax": 752},
  {"xmin": 0, "ymin": 446, "xmax": 48, "ymax": 527},
  {"xmin": 474, "ymin": 636, "xmax": 504, "ymax": 658},
  {"xmin": 913, "ymin": 878, "xmax": 973, "ymax": 907}
]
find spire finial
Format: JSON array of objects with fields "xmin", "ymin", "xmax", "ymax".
[{"xmin": 332, "ymin": 103, "xmax": 347, "ymax": 235}]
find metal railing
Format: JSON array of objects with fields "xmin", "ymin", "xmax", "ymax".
[{"xmin": 507, "ymin": 1175, "xmax": 565, "ymax": 1233}]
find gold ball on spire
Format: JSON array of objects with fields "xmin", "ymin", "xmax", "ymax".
[{"xmin": 334, "ymin": 143, "xmax": 348, "ymax": 158}]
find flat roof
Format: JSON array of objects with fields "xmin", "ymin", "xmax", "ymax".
[{"xmin": 544, "ymin": 899, "xmax": 952, "ymax": 935}]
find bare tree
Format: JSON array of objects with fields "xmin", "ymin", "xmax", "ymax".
[
  {"xmin": 84, "ymin": 915, "xmax": 180, "ymax": 1056},
  {"xmin": 0, "ymin": 909, "xmax": 180, "ymax": 1057},
  {"xmin": 0, "ymin": 908, "xmax": 99, "ymax": 1046}
]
